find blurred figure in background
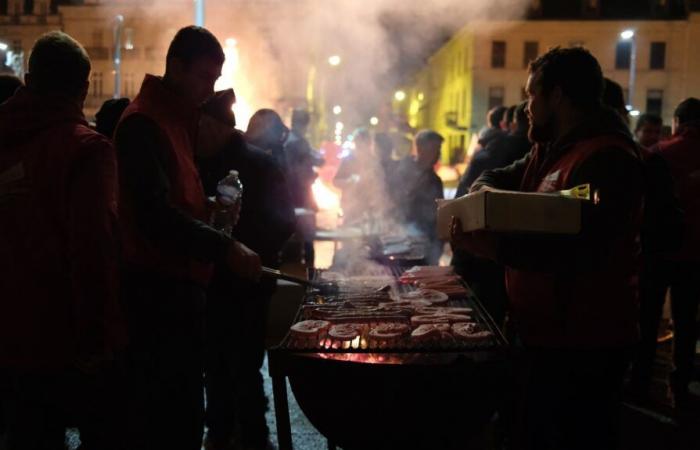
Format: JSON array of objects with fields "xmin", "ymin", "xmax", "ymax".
[
  {"xmin": 0, "ymin": 31, "xmax": 125, "ymax": 450},
  {"xmin": 501, "ymin": 104, "xmax": 517, "ymax": 133},
  {"xmin": 397, "ymin": 130, "xmax": 445, "ymax": 264},
  {"xmin": 198, "ymin": 93, "xmax": 295, "ymax": 450},
  {"xmin": 95, "ymin": 97, "xmax": 130, "ymax": 139},
  {"xmin": 374, "ymin": 131, "xmax": 400, "ymax": 213},
  {"xmin": 631, "ymin": 98, "xmax": 700, "ymax": 411},
  {"xmin": 452, "ymin": 102, "xmax": 532, "ymax": 327},
  {"xmin": 333, "ymin": 127, "xmax": 377, "ymax": 225},
  {"xmin": 473, "ymin": 105, "xmax": 507, "ymax": 155},
  {"xmin": 634, "ymin": 113, "xmax": 663, "ymax": 150},
  {"xmin": 284, "ymin": 108, "xmax": 323, "ymax": 266},
  {"xmin": 246, "ymin": 108, "xmax": 289, "ymax": 170},
  {"xmin": 0, "ymin": 74, "xmax": 22, "ymax": 104},
  {"xmin": 603, "ymin": 77, "xmax": 630, "ymax": 127}
]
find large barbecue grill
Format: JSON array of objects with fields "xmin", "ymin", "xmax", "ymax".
[{"xmin": 268, "ymin": 266, "xmax": 509, "ymax": 450}]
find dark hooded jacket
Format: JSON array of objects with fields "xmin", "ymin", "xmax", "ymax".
[
  {"xmin": 0, "ymin": 88, "xmax": 125, "ymax": 369},
  {"xmin": 472, "ymin": 107, "xmax": 644, "ymax": 348}
]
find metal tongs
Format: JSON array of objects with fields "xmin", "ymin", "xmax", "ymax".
[{"xmin": 261, "ymin": 267, "xmax": 338, "ymax": 293}]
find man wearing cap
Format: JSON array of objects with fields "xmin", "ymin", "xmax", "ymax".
[
  {"xmin": 197, "ymin": 90, "xmax": 295, "ymax": 450},
  {"xmin": 114, "ymin": 27, "xmax": 261, "ymax": 450}
]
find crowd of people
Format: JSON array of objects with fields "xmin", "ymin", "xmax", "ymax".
[{"xmin": 0, "ymin": 23, "xmax": 699, "ymax": 450}]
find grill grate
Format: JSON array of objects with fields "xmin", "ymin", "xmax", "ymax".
[{"xmin": 276, "ymin": 268, "xmax": 508, "ymax": 354}]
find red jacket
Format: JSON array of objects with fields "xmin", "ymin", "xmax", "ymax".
[
  {"xmin": 506, "ymin": 134, "xmax": 642, "ymax": 348},
  {"xmin": 117, "ymin": 75, "xmax": 213, "ymax": 284},
  {"xmin": 0, "ymin": 88, "xmax": 125, "ymax": 369},
  {"xmin": 655, "ymin": 126, "xmax": 700, "ymax": 261}
]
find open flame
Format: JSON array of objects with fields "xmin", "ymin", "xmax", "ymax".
[
  {"xmin": 312, "ymin": 178, "xmax": 341, "ymax": 212},
  {"xmin": 215, "ymin": 37, "xmax": 254, "ymax": 129}
]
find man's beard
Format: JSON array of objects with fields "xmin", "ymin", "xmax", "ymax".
[{"xmin": 528, "ymin": 113, "xmax": 555, "ymax": 144}]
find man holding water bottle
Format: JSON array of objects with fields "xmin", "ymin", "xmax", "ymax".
[{"xmin": 114, "ymin": 27, "xmax": 261, "ymax": 450}]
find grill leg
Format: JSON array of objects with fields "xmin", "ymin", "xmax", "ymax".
[{"xmin": 272, "ymin": 374, "xmax": 293, "ymax": 450}]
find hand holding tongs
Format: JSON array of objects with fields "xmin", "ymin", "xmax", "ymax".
[{"xmin": 261, "ymin": 266, "xmax": 315, "ymax": 288}]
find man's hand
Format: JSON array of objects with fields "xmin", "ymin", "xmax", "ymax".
[
  {"xmin": 226, "ymin": 240, "xmax": 262, "ymax": 280},
  {"xmin": 449, "ymin": 217, "xmax": 500, "ymax": 261}
]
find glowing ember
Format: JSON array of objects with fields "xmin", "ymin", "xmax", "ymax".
[
  {"xmin": 215, "ymin": 37, "xmax": 254, "ymax": 129},
  {"xmin": 312, "ymin": 178, "xmax": 341, "ymax": 212}
]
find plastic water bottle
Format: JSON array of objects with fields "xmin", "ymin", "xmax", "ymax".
[{"xmin": 211, "ymin": 170, "xmax": 243, "ymax": 236}]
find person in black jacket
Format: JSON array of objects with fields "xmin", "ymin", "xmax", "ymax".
[
  {"xmin": 197, "ymin": 92, "xmax": 295, "ymax": 450},
  {"xmin": 452, "ymin": 102, "xmax": 532, "ymax": 327}
]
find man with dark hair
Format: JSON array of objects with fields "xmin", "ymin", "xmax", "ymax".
[
  {"xmin": 198, "ymin": 92, "xmax": 295, "ymax": 450},
  {"xmin": 95, "ymin": 97, "xmax": 130, "ymax": 139},
  {"xmin": 634, "ymin": 113, "xmax": 663, "ymax": 149},
  {"xmin": 451, "ymin": 47, "xmax": 643, "ymax": 449},
  {"xmin": 501, "ymin": 104, "xmax": 516, "ymax": 132},
  {"xmin": 603, "ymin": 77, "xmax": 630, "ymax": 126},
  {"xmin": 397, "ymin": 129, "xmax": 445, "ymax": 264},
  {"xmin": 631, "ymin": 98, "xmax": 700, "ymax": 411},
  {"xmin": 0, "ymin": 31, "xmax": 125, "ymax": 449},
  {"xmin": 114, "ymin": 26, "xmax": 261, "ymax": 450},
  {"xmin": 0, "ymin": 74, "xmax": 22, "ymax": 104},
  {"xmin": 473, "ymin": 106, "xmax": 507, "ymax": 155}
]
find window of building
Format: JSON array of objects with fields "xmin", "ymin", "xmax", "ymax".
[
  {"xmin": 491, "ymin": 41, "xmax": 506, "ymax": 68},
  {"xmin": 92, "ymin": 29, "xmax": 103, "ymax": 47},
  {"xmin": 488, "ymin": 86, "xmax": 505, "ymax": 109},
  {"xmin": 123, "ymin": 73, "xmax": 135, "ymax": 97},
  {"xmin": 91, "ymin": 72, "xmax": 103, "ymax": 97},
  {"xmin": 124, "ymin": 28, "xmax": 134, "ymax": 50},
  {"xmin": 615, "ymin": 41, "xmax": 632, "ymax": 70},
  {"xmin": 646, "ymin": 90, "xmax": 663, "ymax": 116},
  {"xmin": 523, "ymin": 41, "xmax": 538, "ymax": 68},
  {"xmin": 650, "ymin": 42, "xmax": 666, "ymax": 70}
]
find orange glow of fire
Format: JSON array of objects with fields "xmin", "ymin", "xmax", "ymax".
[
  {"xmin": 312, "ymin": 178, "xmax": 341, "ymax": 212},
  {"xmin": 215, "ymin": 37, "xmax": 254, "ymax": 129},
  {"xmin": 316, "ymin": 352, "xmax": 407, "ymax": 364}
]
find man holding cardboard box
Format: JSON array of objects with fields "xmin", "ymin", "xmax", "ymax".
[{"xmin": 450, "ymin": 47, "xmax": 644, "ymax": 450}]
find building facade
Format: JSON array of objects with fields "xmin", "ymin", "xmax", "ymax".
[{"xmin": 401, "ymin": 0, "xmax": 700, "ymax": 163}]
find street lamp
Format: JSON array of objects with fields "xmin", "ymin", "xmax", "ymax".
[
  {"xmin": 113, "ymin": 15, "xmax": 124, "ymax": 98},
  {"xmin": 620, "ymin": 29, "xmax": 636, "ymax": 112},
  {"xmin": 394, "ymin": 90, "xmax": 406, "ymax": 102},
  {"xmin": 194, "ymin": 0, "xmax": 205, "ymax": 27},
  {"xmin": 332, "ymin": 105, "xmax": 342, "ymax": 115},
  {"xmin": 0, "ymin": 42, "xmax": 8, "ymax": 51},
  {"xmin": 328, "ymin": 55, "xmax": 341, "ymax": 67}
]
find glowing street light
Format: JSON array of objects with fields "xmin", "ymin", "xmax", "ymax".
[
  {"xmin": 369, "ymin": 116, "xmax": 379, "ymax": 126},
  {"xmin": 620, "ymin": 29, "xmax": 635, "ymax": 40},
  {"xmin": 0, "ymin": 42, "xmax": 8, "ymax": 51},
  {"xmin": 619, "ymin": 28, "xmax": 637, "ymax": 112},
  {"xmin": 629, "ymin": 110, "xmax": 641, "ymax": 117},
  {"xmin": 335, "ymin": 121, "xmax": 344, "ymax": 131},
  {"xmin": 328, "ymin": 55, "xmax": 341, "ymax": 67},
  {"xmin": 332, "ymin": 105, "xmax": 342, "ymax": 115},
  {"xmin": 394, "ymin": 90, "xmax": 406, "ymax": 102}
]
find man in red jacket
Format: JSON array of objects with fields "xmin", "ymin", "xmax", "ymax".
[
  {"xmin": 0, "ymin": 31, "xmax": 125, "ymax": 449},
  {"xmin": 451, "ymin": 47, "xmax": 643, "ymax": 450},
  {"xmin": 114, "ymin": 26, "xmax": 261, "ymax": 450},
  {"xmin": 633, "ymin": 98, "xmax": 700, "ymax": 410}
]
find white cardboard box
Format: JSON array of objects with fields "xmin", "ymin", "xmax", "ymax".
[{"xmin": 436, "ymin": 189, "xmax": 582, "ymax": 239}]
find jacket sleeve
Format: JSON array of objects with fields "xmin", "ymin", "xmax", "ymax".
[
  {"xmin": 67, "ymin": 135, "xmax": 123, "ymax": 357},
  {"xmin": 497, "ymin": 147, "xmax": 643, "ymax": 271},
  {"xmin": 470, "ymin": 153, "xmax": 531, "ymax": 193},
  {"xmin": 456, "ymin": 153, "xmax": 488, "ymax": 197},
  {"xmin": 115, "ymin": 114, "xmax": 229, "ymax": 264}
]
